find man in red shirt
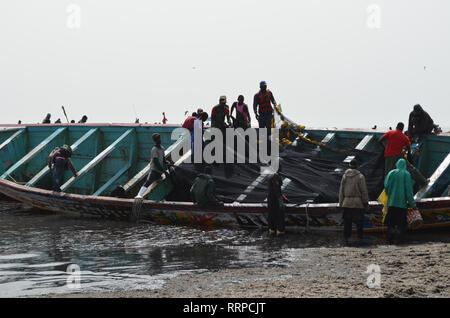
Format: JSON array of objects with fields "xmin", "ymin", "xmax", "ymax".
[
  {"xmin": 379, "ymin": 122, "xmax": 411, "ymax": 177},
  {"xmin": 379, "ymin": 122, "xmax": 427, "ymax": 188}
]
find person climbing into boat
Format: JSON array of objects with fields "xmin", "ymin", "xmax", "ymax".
[
  {"xmin": 338, "ymin": 159, "xmax": 369, "ymax": 245},
  {"xmin": 267, "ymin": 167, "xmax": 288, "ymax": 235},
  {"xmin": 211, "ymin": 96, "xmax": 231, "ymax": 132},
  {"xmin": 42, "ymin": 113, "xmax": 51, "ymax": 124},
  {"xmin": 384, "ymin": 158, "xmax": 417, "ymax": 244},
  {"xmin": 379, "ymin": 122, "xmax": 428, "ymax": 188},
  {"xmin": 48, "ymin": 145, "xmax": 78, "ymax": 192},
  {"xmin": 230, "ymin": 95, "xmax": 251, "ymax": 129},
  {"xmin": 253, "ymin": 81, "xmax": 277, "ymax": 136},
  {"xmin": 135, "ymin": 133, "xmax": 170, "ymax": 199},
  {"xmin": 190, "ymin": 165, "xmax": 223, "ymax": 208},
  {"xmin": 407, "ymin": 104, "xmax": 435, "ymax": 137}
]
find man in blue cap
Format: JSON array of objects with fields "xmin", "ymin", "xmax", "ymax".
[{"xmin": 253, "ymin": 81, "xmax": 277, "ymax": 136}]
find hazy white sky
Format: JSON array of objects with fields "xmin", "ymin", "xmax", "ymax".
[{"xmin": 1, "ymin": 0, "xmax": 449, "ymax": 130}]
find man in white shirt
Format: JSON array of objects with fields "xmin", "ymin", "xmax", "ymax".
[{"xmin": 135, "ymin": 133, "xmax": 168, "ymax": 198}]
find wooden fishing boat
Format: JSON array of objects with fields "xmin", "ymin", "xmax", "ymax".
[{"xmin": 0, "ymin": 123, "xmax": 449, "ymax": 232}]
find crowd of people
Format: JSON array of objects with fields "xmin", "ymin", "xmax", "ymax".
[
  {"xmin": 42, "ymin": 113, "xmax": 88, "ymax": 124},
  {"xmin": 44, "ymin": 81, "xmax": 442, "ymax": 245}
]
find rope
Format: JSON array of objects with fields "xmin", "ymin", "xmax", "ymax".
[
  {"xmin": 275, "ymin": 105, "xmax": 353, "ymax": 154},
  {"xmin": 131, "ymin": 197, "xmax": 144, "ymax": 223}
]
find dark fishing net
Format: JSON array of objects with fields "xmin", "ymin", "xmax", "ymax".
[{"xmin": 165, "ymin": 138, "xmax": 385, "ymax": 204}]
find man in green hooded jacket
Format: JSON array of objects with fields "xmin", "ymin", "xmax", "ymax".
[
  {"xmin": 190, "ymin": 166, "xmax": 223, "ymax": 208},
  {"xmin": 384, "ymin": 158, "xmax": 417, "ymax": 244}
]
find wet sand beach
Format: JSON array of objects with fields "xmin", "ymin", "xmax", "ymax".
[{"xmin": 42, "ymin": 241, "xmax": 449, "ymax": 298}]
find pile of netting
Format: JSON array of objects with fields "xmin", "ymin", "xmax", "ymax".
[{"xmin": 165, "ymin": 140, "xmax": 385, "ymax": 204}]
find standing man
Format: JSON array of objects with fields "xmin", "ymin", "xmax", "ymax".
[
  {"xmin": 211, "ymin": 96, "xmax": 231, "ymax": 132},
  {"xmin": 379, "ymin": 122, "xmax": 411, "ymax": 177},
  {"xmin": 384, "ymin": 158, "xmax": 417, "ymax": 244},
  {"xmin": 230, "ymin": 95, "xmax": 251, "ymax": 129},
  {"xmin": 338, "ymin": 159, "xmax": 369, "ymax": 245},
  {"xmin": 253, "ymin": 81, "xmax": 277, "ymax": 136},
  {"xmin": 379, "ymin": 122, "xmax": 428, "ymax": 188},
  {"xmin": 267, "ymin": 169, "xmax": 287, "ymax": 235},
  {"xmin": 135, "ymin": 133, "xmax": 170, "ymax": 198},
  {"xmin": 48, "ymin": 145, "xmax": 78, "ymax": 192}
]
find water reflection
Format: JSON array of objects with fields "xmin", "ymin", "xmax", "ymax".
[{"xmin": 0, "ymin": 209, "xmax": 449, "ymax": 297}]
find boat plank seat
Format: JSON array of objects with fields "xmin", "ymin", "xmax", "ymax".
[
  {"xmin": 415, "ymin": 153, "xmax": 450, "ymax": 199},
  {"xmin": 61, "ymin": 128, "xmax": 134, "ymax": 192}
]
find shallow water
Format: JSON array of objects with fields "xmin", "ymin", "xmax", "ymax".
[{"xmin": 0, "ymin": 208, "xmax": 448, "ymax": 297}]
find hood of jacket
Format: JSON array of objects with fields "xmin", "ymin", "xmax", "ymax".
[
  {"xmin": 344, "ymin": 168, "xmax": 361, "ymax": 178},
  {"xmin": 396, "ymin": 158, "xmax": 407, "ymax": 170}
]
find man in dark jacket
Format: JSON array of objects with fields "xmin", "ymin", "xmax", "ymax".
[
  {"xmin": 408, "ymin": 104, "xmax": 434, "ymax": 137},
  {"xmin": 338, "ymin": 159, "xmax": 369, "ymax": 245},
  {"xmin": 190, "ymin": 166, "xmax": 222, "ymax": 208},
  {"xmin": 267, "ymin": 169, "xmax": 287, "ymax": 235},
  {"xmin": 48, "ymin": 145, "xmax": 78, "ymax": 192}
]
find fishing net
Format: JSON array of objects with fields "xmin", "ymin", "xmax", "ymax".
[{"xmin": 165, "ymin": 138, "xmax": 385, "ymax": 204}]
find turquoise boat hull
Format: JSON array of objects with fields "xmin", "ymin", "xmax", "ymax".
[{"xmin": 0, "ymin": 123, "xmax": 449, "ymax": 232}]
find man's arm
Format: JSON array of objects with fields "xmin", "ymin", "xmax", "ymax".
[
  {"xmin": 253, "ymin": 94, "xmax": 259, "ymax": 119},
  {"xmin": 244, "ymin": 105, "xmax": 251, "ymax": 123},
  {"xmin": 378, "ymin": 132, "xmax": 388, "ymax": 149},
  {"xmin": 153, "ymin": 157, "xmax": 165, "ymax": 172},
  {"xmin": 360, "ymin": 175, "xmax": 369, "ymax": 208},
  {"xmin": 269, "ymin": 91, "xmax": 276, "ymax": 106},
  {"xmin": 338, "ymin": 176, "xmax": 345, "ymax": 207},
  {"xmin": 67, "ymin": 159, "xmax": 78, "ymax": 177}
]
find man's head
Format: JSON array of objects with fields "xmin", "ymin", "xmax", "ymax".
[
  {"xmin": 46, "ymin": 113, "xmax": 51, "ymax": 119},
  {"xmin": 199, "ymin": 112, "xmax": 208, "ymax": 121},
  {"xmin": 259, "ymin": 81, "xmax": 267, "ymax": 91},
  {"xmin": 81, "ymin": 115, "xmax": 87, "ymax": 122},
  {"xmin": 192, "ymin": 112, "xmax": 198, "ymax": 117},
  {"xmin": 396, "ymin": 122, "xmax": 405, "ymax": 131},
  {"xmin": 197, "ymin": 108, "xmax": 203, "ymax": 115},
  {"xmin": 219, "ymin": 96, "xmax": 227, "ymax": 105},
  {"xmin": 62, "ymin": 144, "xmax": 72, "ymax": 157},
  {"xmin": 204, "ymin": 165, "xmax": 212, "ymax": 175},
  {"xmin": 152, "ymin": 133, "xmax": 161, "ymax": 145},
  {"xmin": 238, "ymin": 95, "xmax": 244, "ymax": 103},
  {"xmin": 413, "ymin": 104, "xmax": 423, "ymax": 113},
  {"xmin": 349, "ymin": 159, "xmax": 358, "ymax": 169}
]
